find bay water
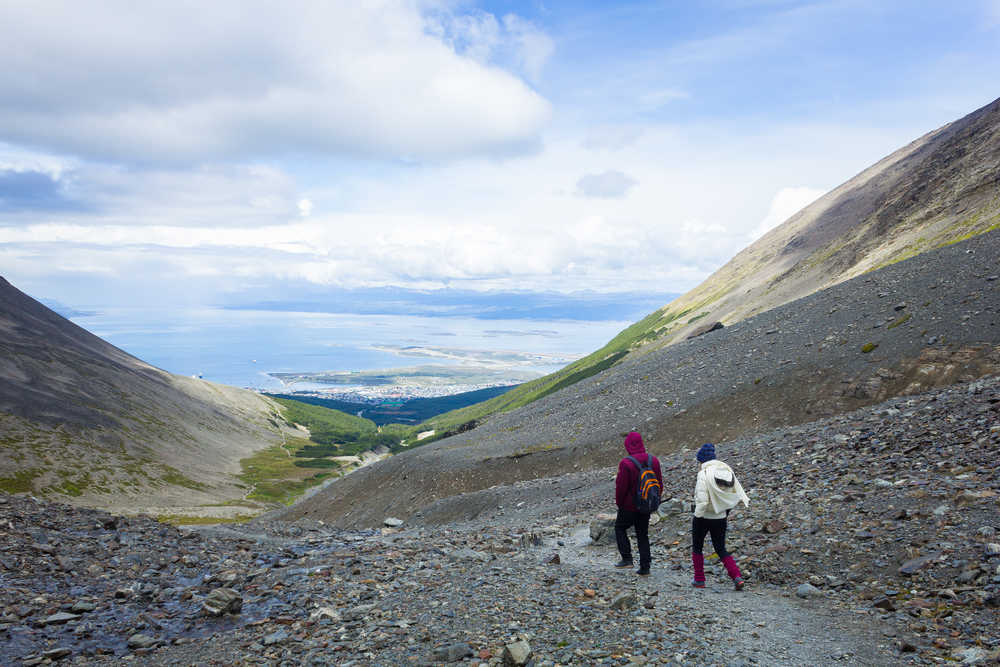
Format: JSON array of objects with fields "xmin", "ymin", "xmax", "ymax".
[{"xmin": 71, "ymin": 307, "xmax": 635, "ymax": 392}]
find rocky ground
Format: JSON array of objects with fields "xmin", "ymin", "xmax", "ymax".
[{"xmin": 2, "ymin": 374, "xmax": 998, "ymax": 666}]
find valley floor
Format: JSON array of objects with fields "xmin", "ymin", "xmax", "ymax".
[{"xmin": 1, "ymin": 374, "xmax": 998, "ymax": 665}]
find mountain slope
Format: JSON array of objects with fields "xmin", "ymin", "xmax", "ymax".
[
  {"xmin": 279, "ymin": 228, "xmax": 1000, "ymax": 529},
  {"xmin": 634, "ymin": 95, "xmax": 1000, "ymax": 348},
  {"xmin": 0, "ymin": 277, "xmax": 291, "ymax": 514},
  {"xmin": 406, "ymin": 96, "xmax": 1000, "ymax": 439}
]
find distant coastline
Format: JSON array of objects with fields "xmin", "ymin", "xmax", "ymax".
[
  {"xmin": 268, "ymin": 362, "xmax": 543, "ymax": 399},
  {"xmin": 266, "ymin": 384, "xmax": 518, "ymax": 425}
]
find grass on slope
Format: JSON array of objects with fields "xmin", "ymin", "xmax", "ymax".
[
  {"xmin": 237, "ymin": 434, "xmax": 334, "ymax": 505},
  {"xmin": 237, "ymin": 398, "xmax": 409, "ymax": 505}
]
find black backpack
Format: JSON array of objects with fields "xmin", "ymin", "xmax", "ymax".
[{"xmin": 626, "ymin": 455, "xmax": 662, "ymax": 513}]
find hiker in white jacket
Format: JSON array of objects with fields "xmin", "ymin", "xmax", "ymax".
[{"xmin": 691, "ymin": 443, "xmax": 749, "ymax": 590}]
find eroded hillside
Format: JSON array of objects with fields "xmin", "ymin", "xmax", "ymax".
[
  {"xmin": 635, "ymin": 95, "xmax": 1000, "ymax": 348},
  {"xmin": 0, "ymin": 278, "xmax": 295, "ymax": 516}
]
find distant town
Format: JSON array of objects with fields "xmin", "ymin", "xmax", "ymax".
[{"xmin": 272, "ymin": 381, "xmax": 520, "ymax": 404}]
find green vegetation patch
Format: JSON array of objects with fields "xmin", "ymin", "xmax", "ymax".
[
  {"xmin": 274, "ymin": 398, "xmax": 377, "ymax": 446},
  {"xmin": 292, "ymin": 459, "xmax": 342, "ymax": 469},
  {"xmin": 887, "ymin": 313, "xmax": 912, "ymax": 329},
  {"xmin": 156, "ymin": 514, "xmax": 257, "ymax": 526},
  {"xmin": 0, "ymin": 469, "xmax": 43, "ymax": 494},
  {"xmin": 861, "ymin": 342, "xmax": 878, "ymax": 353},
  {"xmin": 160, "ymin": 465, "xmax": 209, "ymax": 491}
]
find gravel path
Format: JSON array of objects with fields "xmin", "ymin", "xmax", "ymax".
[{"xmin": 553, "ymin": 530, "xmax": 900, "ymax": 666}]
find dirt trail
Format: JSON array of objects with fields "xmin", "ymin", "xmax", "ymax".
[{"xmin": 553, "ymin": 525, "xmax": 905, "ymax": 666}]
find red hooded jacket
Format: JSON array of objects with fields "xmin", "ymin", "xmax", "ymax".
[{"xmin": 615, "ymin": 432, "xmax": 663, "ymax": 511}]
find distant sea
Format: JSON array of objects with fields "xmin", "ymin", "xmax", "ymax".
[{"xmin": 69, "ymin": 307, "xmax": 641, "ymax": 392}]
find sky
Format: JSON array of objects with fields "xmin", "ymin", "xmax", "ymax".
[{"xmin": 1, "ymin": 0, "xmax": 998, "ymax": 311}]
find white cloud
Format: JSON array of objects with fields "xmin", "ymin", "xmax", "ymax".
[
  {"xmin": 987, "ymin": 0, "xmax": 1000, "ymax": 27},
  {"xmin": 636, "ymin": 88, "xmax": 690, "ymax": 112},
  {"xmin": 501, "ymin": 14, "xmax": 556, "ymax": 83},
  {"xmin": 0, "ymin": 115, "xmax": 941, "ymax": 302},
  {"xmin": 424, "ymin": 7, "xmax": 554, "ymax": 84},
  {"xmin": 0, "ymin": 2, "xmax": 551, "ymax": 164},
  {"xmin": 748, "ymin": 186, "xmax": 827, "ymax": 241},
  {"xmin": 575, "ymin": 170, "xmax": 638, "ymax": 198}
]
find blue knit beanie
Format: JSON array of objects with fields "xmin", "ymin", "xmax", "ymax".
[{"xmin": 696, "ymin": 443, "xmax": 716, "ymax": 463}]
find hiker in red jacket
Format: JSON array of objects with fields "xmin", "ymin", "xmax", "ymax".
[{"xmin": 614, "ymin": 431, "xmax": 662, "ymax": 576}]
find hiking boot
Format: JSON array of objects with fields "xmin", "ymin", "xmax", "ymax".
[
  {"xmin": 614, "ymin": 558, "xmax": 633, "ymax": 568},
  {"xmin": 636, "ymin": 567, "xmax": 650, "ymax": 576},
  {"xmin": 692, "ymin": 580, "xmax": 706, "ymax": 588},
  {"xmin": 733, "ymin": 577, "xmax": 745, "ymax": 591}
]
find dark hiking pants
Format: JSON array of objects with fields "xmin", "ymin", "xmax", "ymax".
[
  {"xmin": 615, "ymin": 508, "xmax": 651, "ymax": 568},
  {"xmin": 691, "ymin": 516, "xmax": 729, "ymax": 559}
]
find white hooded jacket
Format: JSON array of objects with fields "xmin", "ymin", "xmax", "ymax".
[{"xmin": 694, "ymin": 459, "xmax": 750, "ymax": 519}]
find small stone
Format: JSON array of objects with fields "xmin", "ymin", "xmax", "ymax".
[
  {"xmin": 433, "ymin": 643, "xmax": 473, "ymax": 663},
  {"xmin": 762, "ymin": 519, "xmax": 786, "ymax": 534},
  {"xmin": 795, "ymin": 583, "xmax": 821, "ymax": 599},
  {"xmin": 262, "ymin": 630, "xmax": 289, "ymax": 646},
  {"xmin": 71, "ymin": 601, "xmax": 96, "ymax": 613},
  {"xmin": 309, "ymin": 606, "xmax": 341, "ymax": 621},
  {"xmin": 384, "ymin": 517, "xmax": 404, "ymax": 527},
  {"xmin": 42, "ymin": 648, "xmax": 73, "ymax": 660},
  {"xmin": 985, "ymin": 543, "xmax": 1000, "ymax": 558},
  {"xmin": 589, "ymin": 517, "xmax": 616, "ymax": 545},
  {"xmin": 43, "ymin": 612, "xmax": 80, "ymax": 625},
  {"xmin": 899, "ymin": 553, "xmax": 939, "ymax": 576},
  {"xmin": 202, "ymin": 587, "xmax": 242, "ymax": 616},
  {"xmin": 872, "ymin": 597, "xmax": 896, "ymax": 611},
  {"xmin": 546, "ymin": 553, "xmax": 560, "ymax": 564},
  {"xmin": 342, "ymin": 603, "xmax": 377, "ymax": 621},
  {"xmin": 127, "ymin": 634, "xmax": 158, "ymax": 650},
  {"xmin": 953, "ymin": 647, "xmax": 989, "ymax": 664},
  {"xmin": 611, "ymin": 592, "xmax": 637, "ymax": 609},
  {"xmin": 502, "ymin": 639, "xmax": 532, "ymax": 666}
]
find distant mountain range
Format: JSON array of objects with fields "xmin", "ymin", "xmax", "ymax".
[{"xmin": 225, "ymin": 286, "xmax": 680, "ymax": 322}]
